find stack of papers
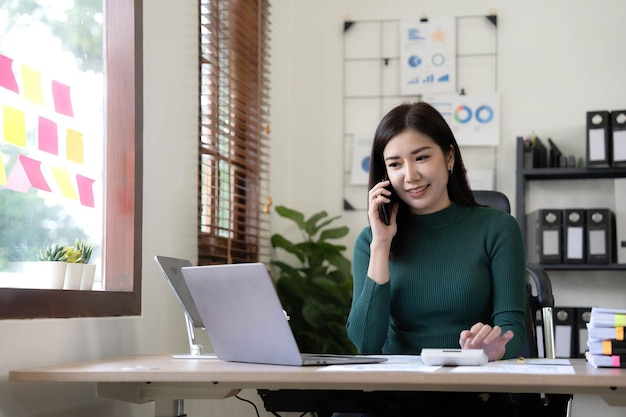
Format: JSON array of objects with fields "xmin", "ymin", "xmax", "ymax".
[{"xmin": 586, "ymin": 307, "xmax": 626, "ymax": 368}]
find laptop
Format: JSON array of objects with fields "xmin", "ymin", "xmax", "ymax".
[
  {"xmin": 154, "ymin": 256, "xmax": 204, "ymax": 328},
  {"xmin": 181, "ymin": 263, "xmax": 387, "ymax": 366}
]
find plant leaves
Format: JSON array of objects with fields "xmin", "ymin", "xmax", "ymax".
[
  {"xmin": 318, "ymin": 225, "xmax": 349, "ymax": 242},
  {"xmin": 271, "ymin": 204, "xmax": 355, "ymax": 353},
  {"xmin": 304, "ymin": 210, "xmax": 328, "ymax": 236},
  {"xmin": 275, "ymin": 205, "xmax": 306, "ymax": 230},
  {"xmin": 271, "ymin": 234, "xmax": 305, "ymax": 263}
]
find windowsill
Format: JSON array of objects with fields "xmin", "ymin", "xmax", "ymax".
[{"xmin": 0, "ymin": 263, "xmax": 101, "ymax": 291}]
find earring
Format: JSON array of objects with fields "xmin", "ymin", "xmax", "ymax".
[{"xmin": 449, "ymin": 167, "xmax": 454, "ymax": 175}]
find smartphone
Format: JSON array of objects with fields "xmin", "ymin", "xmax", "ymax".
[{"xmin": 377, "ymin": 179, "xmax": 397, "ymax": 225}]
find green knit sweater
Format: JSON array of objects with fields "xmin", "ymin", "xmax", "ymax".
[{"xmin": 347, "ymin": 203, "xmax": 526, "ymax": 359}]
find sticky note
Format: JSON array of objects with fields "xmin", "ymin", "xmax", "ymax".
[
  {"xmin": 51, "ymin": 80, "xmax": 74, "ymax": 117},
  {"xmin": 22, "ymin": 65, "xmax": 44, "ymax": 105},
  {"xmin": 0, "ymin": 54, "xmax": 19, "ymax": 93},
  {"xmin": 19, "ymin": 154, "xmax": 51, "ymax": 192},
  {"xmin": 51, "ymin": 166, "xmax": 78, "ymax": 200},
  {"xmin": 38, "ymin": 117, "xmax": 59, "ymax": 155},
  {"xmin": 66, "ymin": 128, "xmax": 84, "ymax": 164},
  {"xmin": 3, "ymin": 105, "xmax": 27, "ymax": 147},
  {"xmin": 76, "ymin": 174, "xmax": 95, "ymax": 207}
]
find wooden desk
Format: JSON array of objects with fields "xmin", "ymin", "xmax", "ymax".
[{"xmin": 9, "ymin": 355, "xmax": 626, "ymax": 414}]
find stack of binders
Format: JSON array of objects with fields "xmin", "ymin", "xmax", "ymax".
[{"xmin": 585, "ymin": 306, "xmax": 626, "ymax": 368}]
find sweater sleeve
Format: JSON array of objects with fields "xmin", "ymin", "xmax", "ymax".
[
  {"xmin": 346, "ymin": 227, "xmax": 392, "ymax": 354},
  {"xmin": 488, "ymin": 212, "xmax": 527, "ymax": 359}
]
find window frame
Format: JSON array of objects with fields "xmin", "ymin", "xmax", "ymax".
[{"xmin": 0, "ymin": 0, "xmax": 143, "ymax": 319}]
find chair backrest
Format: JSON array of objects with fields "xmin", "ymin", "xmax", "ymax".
[
  {"xmin": 473, "ymin": 190, "xmax": 572, "ymax": 416},
  {"xmin": 472, "ymin": 190, "xmax": 556, "ymax": 360},
  {"xmin": 473, "ymin": 190, "xmax": 511, "ymax": 213}
]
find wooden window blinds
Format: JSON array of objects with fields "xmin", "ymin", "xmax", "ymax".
[{"xmin": 198, "ymin": 0, "xmax": 271, "ymax": 265}]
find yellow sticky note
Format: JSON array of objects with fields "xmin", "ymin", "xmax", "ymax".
[
  {"xmin": 51, "ymin": 166, "xmax": 78, "ymax": 200},
  {"xmin": 66, "ymin": 128, "xmax": 84, "ymax": 164},
  {"xmin": 3, "ymin": 105, "xmax": 27, "ymax": 147},
  {"xmin": 21, "ymin": 65, "xmax": 44, "ymax": 106}
]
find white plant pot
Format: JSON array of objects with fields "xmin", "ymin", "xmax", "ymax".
[
  {"xmin": 36, "ymin": 262, "xmax": 67, "ymax": 289},
  {"xmin": 80, "ymin": 264, "xmax": 96, "ymax": 290},
  {"xmin": 64, "ymin": 263, "xmax": 84, "ymax": 290},
  {"xmin": 6, "ymin": 262, "xmax": 68, "ymax": 289}
]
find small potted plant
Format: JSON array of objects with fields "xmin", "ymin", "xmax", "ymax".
[
  {"xmin": 75, "ymin": 239, "xmax": 96, "ymax": 290},
  {"xmin": 62, "ymin": 245, "xmax": 84, "ymax": 290},
  {"xmin": 36, "ymin": 243, "xmax": 68, "ymax": 289}
]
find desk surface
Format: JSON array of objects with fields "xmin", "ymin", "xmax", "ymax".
[{"xmin": 8, "ymin": 354, "xmax": 626, "ymax": 398}]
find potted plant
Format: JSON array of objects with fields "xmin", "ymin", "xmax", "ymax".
[
  {"xmin": 36, "ymin": 243, "xmax": 68, "ymax": 289},
  {"xmin": 62, "ymin": 244, "xmax": 84, "ymax": 290},
  {"xmin": 63, "ymin": 239, "xmax": 95, "ymax": 290},
  {"xmin": 271, "ymin": 205, "xmax": 357, "ymax": 354},
  {"xmin": 75, "ymin": 239, "xmax": 96, "ymax": 290}
]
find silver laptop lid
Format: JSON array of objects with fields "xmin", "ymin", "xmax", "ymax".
[
  {"xmin": 154, "ymin": 256, "xmax": 204, "ymax": 328},
  {"xmin": 181, "ymin": 263, "xmax": 304, "ymax": 366}
]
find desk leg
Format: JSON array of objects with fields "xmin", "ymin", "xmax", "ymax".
[{"xmin": 155, "ymin": 399, "xmax": 186, "ymax": 417}]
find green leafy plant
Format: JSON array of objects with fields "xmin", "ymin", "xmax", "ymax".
[
  {"xmin": 271, "ymin": 205, "xmax": 356, "ymax": 354},
  {"xmin": 37, "ymin": 243, "xmax": 67, "ymax": 262},
  {"xmin": 37, "ymin": 239, "xmax": 94, "ymax": 263},
  {"xmin": 70, "ymin": 239, "xmax": 94, "ymax": 263}
]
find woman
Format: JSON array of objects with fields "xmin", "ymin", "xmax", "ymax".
[{"xmin": 346, "ymin": 101, "xmax": 526, "ymax": 416}]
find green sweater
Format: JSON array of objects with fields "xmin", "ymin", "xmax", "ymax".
[{"xmin": 347, "ymin": 203, "xmax": 526, "ymax": 359}]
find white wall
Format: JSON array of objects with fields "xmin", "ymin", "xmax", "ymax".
[{"xmin": 0, "ymin": 1, "xmax": 625, "ymax": 416}]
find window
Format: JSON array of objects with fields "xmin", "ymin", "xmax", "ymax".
[
  {"xmin": 199, "ymin": 0, "xmax": 271, "ymax": 265},
  {"xmin": 0, "ymin": 0, "xmax": 142, "ymax": 319}
]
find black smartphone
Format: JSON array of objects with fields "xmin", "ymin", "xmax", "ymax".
[{"xmin": 377, "ymin": 179, "xmax": 397, "ymax": 225}]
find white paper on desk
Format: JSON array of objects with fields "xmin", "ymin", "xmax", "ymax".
[
  {"xmin": 450, "ymin": 358, "xmax": 574, "ymax": 375},
  {"xmin": 318, "ymin": 355, "xmax": 440, "ymax": 372}
]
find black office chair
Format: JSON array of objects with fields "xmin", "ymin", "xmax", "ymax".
[{"xmin": 473, "ymin": 190, "xmax": 572, "ymax": 417}]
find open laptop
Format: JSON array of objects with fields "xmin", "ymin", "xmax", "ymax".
[
  {"xmin": 154, "ymin": 255, "xmax": 219, "ymax": 358},
  {"xmin": 154, "ymin": 256, "xmax": 204, "ymax": 328},
  {"xmin": 181, "ymin": 263, "xmax": 386, "ymax": 366}
]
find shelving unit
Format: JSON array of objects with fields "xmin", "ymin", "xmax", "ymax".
[{"xmin": 515, "ymin": 137, "xmax": 626, "ymax": 271}]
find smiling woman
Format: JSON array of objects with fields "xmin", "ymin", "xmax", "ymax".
[{"xmin": 0, "ymin": 0, "xmax": 142, "ymax": 319}]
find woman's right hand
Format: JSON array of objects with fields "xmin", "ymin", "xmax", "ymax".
[{"xmin": 368, "ymin": 180, "xmax": 398, "ymax": 243}]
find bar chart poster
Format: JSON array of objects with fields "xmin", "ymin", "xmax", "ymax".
[{"xmin": 399, "ymin": 18, "xmax": 456, "ymax": 96}]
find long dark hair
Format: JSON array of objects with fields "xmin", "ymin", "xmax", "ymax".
[{"xmin": 368, "ymin": 101, "xmax": 479, "ymax": 257}]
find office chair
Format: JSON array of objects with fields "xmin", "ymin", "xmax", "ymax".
[{"xmin": 473, "ymin": 190, "xmax": 572, "ymax": 417}]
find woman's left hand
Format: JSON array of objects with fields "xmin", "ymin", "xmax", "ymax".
[{"xmin": 459, "ymin": 322, "xmax": 513, "ymax": 362}]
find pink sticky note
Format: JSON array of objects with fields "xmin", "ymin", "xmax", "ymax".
[
  {"xmin": 6, "ymin": 156, "xmax": 31, "ymax": 193},
  {"xmin": 0, "ymin": 54, "xmax": 19, "ymax": 94},
  {"xmin": 76, "ymin": 174, "xmax": 95, "ymax": 207},
  {"xmin": 19, "ymin": 154, "xmax": 51, "ymax": 192},
  {"xmin": 51, "ymin": 80, "xmax": 74, "ymax": 117},
  {"xmin": 38, "ymin": 117, "xmax": 59, "ymax": 155}
]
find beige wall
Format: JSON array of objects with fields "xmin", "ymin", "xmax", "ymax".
[{"xmin": 0, "ymin": 1, "xmax": 625, "ymax": 416}]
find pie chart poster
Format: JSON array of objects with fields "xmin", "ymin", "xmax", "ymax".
[{"xmin": 400, "ymin": 18, "xmax": 456, "ymax": 96}]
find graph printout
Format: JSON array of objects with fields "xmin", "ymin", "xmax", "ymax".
[{"xmin": 400, "ymin": 18, "xmax": 456, "ymax": 96}]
